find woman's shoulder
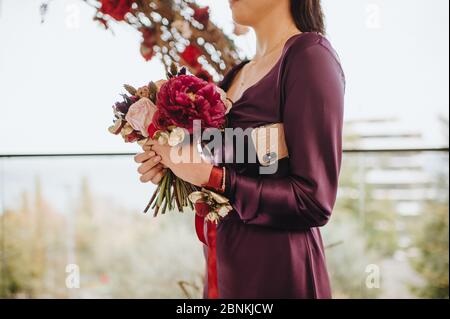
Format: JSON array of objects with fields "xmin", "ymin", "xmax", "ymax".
[
  {"xmin": 284, "ymin": 32, "xmax": 323, "ymax": 51},
  {"xmin": 283, "ymin": 32, "xmax": 341, "ymax": 67},
  {"xmin": 282, "ymin": 32, "xmax": 344, "ymax": 81}
]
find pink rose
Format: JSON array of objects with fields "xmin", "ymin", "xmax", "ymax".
[{"xmin": 125, "ymin": 97, "xmax": 157, "ymax": 137}]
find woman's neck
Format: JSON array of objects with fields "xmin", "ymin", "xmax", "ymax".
[{"xmin": 252, "ymin": 4, "xmax": 300, "ymax": 59}]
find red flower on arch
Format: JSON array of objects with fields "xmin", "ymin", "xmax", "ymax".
[
  {"xmin": 180, "ymin": 44, "xmax": 203, "ymax": 68},
  {"xmin": 193, "ymin": 6, "xmax": 210, "ymax": 27},
  {"xmin": 99, "ymin": 0, "xmax": 134, "ymax": 21}
]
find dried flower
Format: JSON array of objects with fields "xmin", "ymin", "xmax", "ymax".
[
  {"xmin": 108, "ymin": 118, "xmax": 124, "ymax": 135},
  {"xmin": 189, "ymin": 189, "xmax": 233, "ymax": 222},
  {"xmin": 124, "ymin": 84, "xmax": 137, "ymax": 95},
  {"xmin": 136, "ymin": 86, "xmax": 150, "ymax": 98}
]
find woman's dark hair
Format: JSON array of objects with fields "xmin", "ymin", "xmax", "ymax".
[{"xmin": 290, "ymin": 0, "xmax": 325, "ymax": 35}]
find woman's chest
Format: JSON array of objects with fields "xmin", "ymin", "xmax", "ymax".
[{"xmin": 226, "ymin": 73, "xmax": 282, "ymax": 130}]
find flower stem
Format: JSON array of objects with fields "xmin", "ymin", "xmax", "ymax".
[
  {"xmin": 143, "ymin": 182, "xmax": 161, "ymax": 214},
  {"xmin": 154, "ymin": 172, "xmax": 169, "ymax": 217},
  {"xmin": 173, "ymin": 177, "xmax": 183, "ymax": 212}
]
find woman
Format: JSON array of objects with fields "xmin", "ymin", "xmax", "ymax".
[{"xmin": 135, "ymin": 0, "xmax": 345, "ymax": 298}]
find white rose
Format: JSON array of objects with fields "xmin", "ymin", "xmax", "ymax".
[{"xmin": 168, "ymin": 127, "xmax": 186, "ymax": 146}]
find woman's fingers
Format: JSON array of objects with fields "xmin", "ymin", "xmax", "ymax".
[
  {"xmin": 135, "ymin": 146, "xmax": 167, "ymax": 184},
  {"xmin": 142, "ymin": 138, "xmax": 159, "ymax": 151},
  {"xmin": 140, "ymin": 163, "xmax": 165, "ymax": 183},
  {"xmin": 134, "ymin": 151, "xmax": 156, "ymax": 163},
  {"xmin": 137, "ymin": 155, "xmax": 162, "ymax": 174},
  {"xmin": 151, "ymin": 168, "xmax": 167, "ymax": 184}
]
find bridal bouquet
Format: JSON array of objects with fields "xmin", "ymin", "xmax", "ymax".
[{"xmin": 108, "ymin": 64, "xmax": 232, "ymax": 220}]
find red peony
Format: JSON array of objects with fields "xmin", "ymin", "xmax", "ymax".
[
  {"xmin": 152, "ymin": 110, "xmax": 170, "ymax": 130},
  {"xmin": 193, "ymin": 6, "xmax": 210, "ymax": 26},
  {"xmin": 180, "ymin": 44, "xmax": 202, "ymax": 68},
  {"xmin": 156, "ymin": 75, "xmax": 227, "ymax": 133},
  {"xmin": 99, "ymin": 0, "xmax": 134, "ymax": 21}
]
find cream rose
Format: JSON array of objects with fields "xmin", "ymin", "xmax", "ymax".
[{"xmin": 168, "ymin": 127, "xmax": 187, "ymax": 146}]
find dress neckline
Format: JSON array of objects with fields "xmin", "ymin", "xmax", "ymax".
[{"xmin": 226, "ymin": 32, "xmax": 311, "ymax": 106}]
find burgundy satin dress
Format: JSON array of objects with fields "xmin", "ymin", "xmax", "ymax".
[{"xmin": 204, "ymin": 32, "xmax": 345, "ymax": 299}]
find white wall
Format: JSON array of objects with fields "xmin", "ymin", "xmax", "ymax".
[{"xmin": 0, "ymin": 0, "xmax": 448, "ymax": 153}]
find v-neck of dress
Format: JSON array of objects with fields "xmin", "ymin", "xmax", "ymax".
[{"xmin": 226, "ymin": 32, "xmax": 308, "ymax": 106}]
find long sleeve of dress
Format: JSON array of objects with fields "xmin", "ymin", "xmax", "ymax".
[{"xmin": 224, "ymin": 40, "xmax": 345, "ymax": 230}]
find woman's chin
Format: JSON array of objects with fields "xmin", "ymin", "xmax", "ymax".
[
  {"xmin": 229, "ymin": 0, "xmax": 239, "ymax": 9},
  {"xmin": 229, "ymin": 0, "xmax": 245, "ymax": 22},
  {"xmin": 231, "ymin": 13, "xmax": 253, "ymax": 28}
]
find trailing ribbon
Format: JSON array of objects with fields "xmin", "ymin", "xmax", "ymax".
[{"xmin": 189, "ymin": 188, "xmax": 232, "ymax": 299}]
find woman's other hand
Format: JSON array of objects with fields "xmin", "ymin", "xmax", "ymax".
[
  {"xmin": 146, "ymin": 139, "xmax": 213, "ymax": 187},
  {"xmin": 134, "ymin": 148, "xmax": 167, "ymax": 184}
]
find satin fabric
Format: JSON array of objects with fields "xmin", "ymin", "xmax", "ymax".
[{"xmin": 202, "ymin": 32, "xmax": 345, "ymax": 299}]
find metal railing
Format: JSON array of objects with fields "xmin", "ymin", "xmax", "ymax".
[{"xmin": 0, "ymin": 147, "xmax": 448, "ymax": 158}]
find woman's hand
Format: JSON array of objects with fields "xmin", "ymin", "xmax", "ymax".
[
  {"xmin": 144, "ymin": 139, "xmax": 213, "ymax": 187},
  {"xmin": 134, "ymin": 149, "xmax": 167, "ymax": 184}
]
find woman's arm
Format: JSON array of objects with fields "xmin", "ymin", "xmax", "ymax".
[{"xmin": 223, "ymin": 41, "xmax": 345, "ymax": 230}]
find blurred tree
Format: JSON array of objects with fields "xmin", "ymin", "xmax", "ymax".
[
  {"xmin": 0, "ymin": 178, "xmax": 66, "ymax": 298},
  {"xmin": 325, "ymin": 155, "xmax": 382, "ymax": 299},
  {"xmin": 324, "ymin": 125, "xmax": 408, "ymax": 298},
  {"xmin": 0, "ymin": 207, "xmax": 36, "ymax": 297},
  {"xmin": 410, "ymin": 155, "xmax": 449, "ymax": 299}
]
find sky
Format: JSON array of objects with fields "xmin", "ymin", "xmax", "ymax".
[{"xmin": 0, "ymin": 0, "xmax": 449, "ymax": 154}]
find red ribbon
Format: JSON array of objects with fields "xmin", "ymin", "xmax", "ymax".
[
  {"xmin": 206, "ymin": 220, "xmax": 219, "ymax": 299},
  {"xmin": 195, "ymin": 215, "xmax": 219, "ymax": 299},
  {"xmin": 193, "ymin": 166, "xmax": 224, "ymax": 299}
]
